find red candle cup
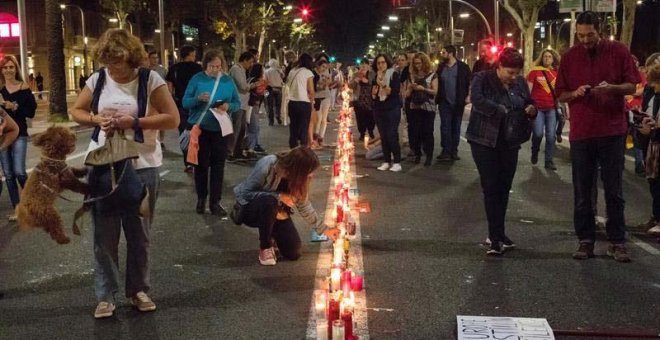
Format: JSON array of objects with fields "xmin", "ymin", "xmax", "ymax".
[
  {"xmin": 350, "ymin": 275, "xmax": 363, "ymax": 292},
  {"xmin": 333, "ymin": 160, "xmax": 340, "ymax": 177},
  {"xmin": 341, "ymin": 310, "xmax": 353, "ymax": 340}
]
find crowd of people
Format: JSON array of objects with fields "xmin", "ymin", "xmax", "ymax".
[{"xmin": 1, "ymin": 9, "xmax": 659, "ymax": 316}]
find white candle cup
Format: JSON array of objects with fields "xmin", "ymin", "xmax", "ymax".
[
  {"xmin": 330, "ymin": 268, "xmax": 341, "ymax": 292},
  {"xmin": 315, "ymin": 290, "xmax": 327, "ymax": 320},
  {"xmin": 332, "ymin": 320, "xmax": 345, "ymax": 340},
  {"xmin": 316, "ymin": 319, "xmax": 329, "ymax": 340}
]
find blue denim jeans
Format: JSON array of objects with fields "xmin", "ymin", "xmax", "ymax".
[
  {"xmin": 246, "ymin": 104, "xmax": 261, "ymax": 150},
  {"xmin": 0, "ymin": 136, "xmax": 28, "ymax": 207},
  {"xmin": 531, "ymin": 109, "xmax": 557, "ymax": 165},
  {"xmin": 439, "ymin": 101, "xmax": 462, "ymax": 155},
  {"xmin": 570, "ymin": 136, "xmax": 626, "ymax": 243},
  {"xmin": 93, "ymin": 167, "xmax": 159, "ymax": 302}
]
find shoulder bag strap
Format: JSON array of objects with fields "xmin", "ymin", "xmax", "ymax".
[
  {"xmin": 194, "ymin": 73, "xmax": 222, "ymax": 126},
  {"xmin": 90, "ymin": 68, "xmax": 107, "ymax": 142},
  {"xmin": 541, "ymin": 70, "xmax": 559, "ymax": 111}
]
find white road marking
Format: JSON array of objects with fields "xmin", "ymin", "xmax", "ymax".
[
  {"xmin": 630, "ymin": 236, "xmax": 660, "ymax": 256},
  {"xmin": 159, "ymin": 170, "xmax": 170, "ymax": 177}
]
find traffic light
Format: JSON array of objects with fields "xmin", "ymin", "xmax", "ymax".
[
  {"xmin": 490, "ymin": 45, "xmax": 499, "ymax": 55},
  {"xmin": 329, "ymin": 56, "xmax": 336, "ymax": 63},
  {"xmin": 300, "ymin": 6, "xmax": 310, "ymax": 19},
  {"xmin": 355, "ymin": 58, "xmax": 362, "ymax": 65}
]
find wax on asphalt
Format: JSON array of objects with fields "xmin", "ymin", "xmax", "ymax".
[{"xmin": 1, "ymin": 111, "xmax": 659, "ymax": 339}]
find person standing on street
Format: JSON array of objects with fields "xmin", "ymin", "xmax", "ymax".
[
  {"xmin": 265, "ymin": 59, "xmax": 284, "ymax": 126},
  {"xmin": 0, "ymin": 55, "xmax": 37, "ymax": 221},
  {"xmin": 35, "ymin": 72, "xmax": 44, "ymax": 99},
  {"xmin": 527, "ymin": 48, "xmax": 561, "ymax": 170},
  {"xmin": 149, "ymin": 51, "xmax": 168, "ymax": 149},
  {"xmin": 372, "ymin": 54, "xmax": 403, "ymax": 172},
  {"xmin": 165, "ymin": 45, "xmax": 202, "ymax": 172},
  {"xmin": 71, "ymin": 28, "xmax": 179, "ymax": 318},
  {"xmin": 436, "ymin": 45, "xmax": 471, "ymax": 162},
  {"xmin": 467, "ymin": 48, "xmax": 536, "ymax": 255},
  {"xmin": 286, "ymin": 53, "xmax": 315, "ymax": 148},
  {"xmin": 228, "ymin": 51, "xmax": 256, "ymax": 162},
  {"xmin": 472, "ymin": 39, "xmax": 497, "ymax": 75},
  {"xmin": 556, "ymin": 11, "xmax": 640, "ymax": 262},
  {"xmin": 183, "ymin": 49, "xmax": 240, "ymax": 216}
]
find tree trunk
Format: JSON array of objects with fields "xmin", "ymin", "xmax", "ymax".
[
  {"xmin": 233, "ymin": 28, "xmax": 245, "ymax": 62},
  {"xmin": 620, "ymin": 0, "xmax": 636, "ymax": 48},
  {"xmin": 257, "ymin": 28, "xmax": 266, "ymax": 63},
  {"xmin": 523, "ymin": 26, "xmax": 535, "ymax": 75},
  {"xmin": 45, "ymin": 0, "xmax": 68, "ymax": 120}
]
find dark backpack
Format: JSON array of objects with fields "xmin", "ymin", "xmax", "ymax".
[{"xmin": 90, "ymin": 67, "xmax": 151, "ymax": 143}]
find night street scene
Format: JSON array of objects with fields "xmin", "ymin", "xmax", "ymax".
[{"xmin": 1, "ymin": 0, "xmax": 660, "ymax": 339}]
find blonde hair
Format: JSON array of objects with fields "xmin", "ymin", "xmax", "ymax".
[
  {"xmin": 646, "ymin": 52, "xmax": 660, "ymax": 69},
  {"xmin": 647, "ymin": 62, "xmax": 660, "ymax": 85},
  {"xmin": 92, "ymin": 29, "xmax": 147, "ymax": 68},
  {"xmin": 0, "ymin": 55, "xmax": 23, "ymax": 84},
  {"xmin": 534, "ymin": 49, "xmax": 560, "ymax": 68},
  {"xmin": 412, "ymin": 52, "xmax": 433, "ymax": 75}
]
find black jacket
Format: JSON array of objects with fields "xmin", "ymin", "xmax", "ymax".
[
  {"xmin": 466, "ymin": 70, "xmax": 533, "ymax": 148},
  {"xmin": 435, "ymin": 59, "xmax": 471, "ymax": 112}
]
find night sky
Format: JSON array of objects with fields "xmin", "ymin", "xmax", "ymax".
[{"xmin": 304, "ymin": 0, "xmax": 391, "ymax": 63}]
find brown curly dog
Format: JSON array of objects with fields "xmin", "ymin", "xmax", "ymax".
[{"xmin": 16, "ymin": 126, "xmax": 88, "ymax": 244}]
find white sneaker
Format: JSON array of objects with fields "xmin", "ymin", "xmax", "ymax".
[
  {"xmin": 648, "ymin": 225, "xmax": 660, "ymax": 235},
  {"xmin": 377, "ymin": 162, "xmax": 390, "ymax": 171},
  {"xmin": 94, "ymin": 301, "xmax": 116, "ymax": 319},
  {"xmin": 389, "ymin": 163, "xmax": 402, "ymax": 172},
  {"xmin": 259, "ymin": 247, "xmax": 277, "ymax": 266},
  {"xmin": 130, "ymin": 291, "xmax": 156, "ymax": 312}
]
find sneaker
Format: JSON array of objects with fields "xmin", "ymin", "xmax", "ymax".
[
  {"xmin": 451, "ymin": 153, "xmax": 461, "ymax": 161},
  {"xmin": 556, "ymin": 134, "xmax": 563, "ymax": 143},
  {"xmin": 94, "ymin": 301, "xmax": 116, "ymax": 319},
  {"xmin": 377, "ymin": 162, "xmax": 390, "ymax": 171},
  {"xmin": 531, "ymin": 153, "xmax": 538, "ymax": 165},
  {"xmin": 210, "ymin": 203, "xmax": 228, "ymax": 217},
  {"xmin": 572, "ymin": 242, "xmax": 595, "ymax": 260},
  {"xmin": 130, "ymin": 291, "xmax": 156, "ymax": 312},
  {"xmin": 259, "ymin": 247, "xmax": 277, "ymax": 266},
  {"xmin": 648, "ymin": 225, "xmax": 660, "ymax": 235},
  {"xmin": 254, "ymin": 145, "xmax": 267, "ymax": 154},
  {"xmin": 7, "ymin": 214, "xmax": 17, "ymax": 222},
  {"xmin": 245, "ymin": 151, "xmax": 258, "ymax": 160},
  {"xmin": 184, "ymin": 165, "xmax": 194, "ymax": 173},
  {"xmin": 607, "ymin": 243, "xmax": 631, "ymax": 262},
  {"xmin": 545, "ymin": 161, "xmax": 557, "ymax": 171},
  {"xmin": 389, "ymin": 163, "xmax": 402, "ymax": 172},
  {"xmin": 502, "ymin": 236, "xmax": 516, "ymax": 250},
  {"xmin": 486, "ymin": 241, "xmax": 503, "ymax": 256},
  {"xmin": 424, "ymin": 157, "xmax": 432, "ymax": 166}
]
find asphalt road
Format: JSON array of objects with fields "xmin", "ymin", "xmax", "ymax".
[{"xmin": 1, "ymin": 111, "xmax": 659, "ymax": 339}]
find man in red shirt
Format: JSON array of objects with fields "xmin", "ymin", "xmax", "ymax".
[{"xmin": 556, "ymin": 11, "xmax": 640, "ymax": 262}]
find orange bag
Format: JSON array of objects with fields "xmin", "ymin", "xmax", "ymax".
[{"xmin": 186, "ymin": 124, "xmax": 202, "ymax": 165}]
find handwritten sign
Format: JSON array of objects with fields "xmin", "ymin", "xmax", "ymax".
[{"xmin": 457, "ymin": 316, "xmax": 555, "ymax": 340}]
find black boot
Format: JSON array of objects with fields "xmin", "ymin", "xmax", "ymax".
[
  {"xmin": 210, "ymin": 202, "xmax": 228, "ymax": 217},
  {"xmin": 196, "ymin": 199, "xmax": 206, "ymax": 214}
]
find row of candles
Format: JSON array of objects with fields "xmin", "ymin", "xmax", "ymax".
[{"xmin": 315, "ymin": 89, "xmax": 363, "ymax": 340}]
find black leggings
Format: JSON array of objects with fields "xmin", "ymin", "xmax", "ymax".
[
  {"xmin": 242, "ymin": 195, "xmax": 302, "ymax": 260},
  {"xmin": 195, "ymin": 129, "xmax": 227, "ymax": 204}
]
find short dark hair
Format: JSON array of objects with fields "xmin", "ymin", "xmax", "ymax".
[
  {"xmin": 297, "ymin": 53, "xmax": 315, "ymax": 70},
  {"xmin": 444, "ymin": 45, "xmax": 457, "ymax": 56},
  {"xmin": 576, "ymin": 11, "xmax": 601, "ymax": 31},
  {"xmin": 372, "ymin": 53, "xmax": 393, "ymax": 71},
  {"xmin": 498, "ymin": 47, "xmax": 524, "ymax": 69},
  {"xmin": 180, "ymin": 45, "xmax": 196, "ymax": 59},
  {"xmin": 201, "ymin": 49, "xmax": 224, "ymax": 70},
  {"xmin": 248, "ymin": 48, "xmax": 259, "ymax": 57},
  {"xmin": 315, "ymin": 59, "xmax": 328, "ymax": 67},
  {"xmin": 238, "ymin": 51, "xmax": 255, "ymax": 62}
]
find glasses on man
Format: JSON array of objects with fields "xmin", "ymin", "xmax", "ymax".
[{"xmin": 208, "ymin": 64, "xmax": 223, "ymax": 69}]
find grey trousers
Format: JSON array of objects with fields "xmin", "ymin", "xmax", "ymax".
[
  {"xmin": 228, "ymin": 109, "xmax": 247, "ymax": 156},
  {"xmin": 93, "ymin": 167, "xmax": 160, "ymax": 302}
]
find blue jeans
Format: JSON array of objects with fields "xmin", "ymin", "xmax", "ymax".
[
  {"xmin": 0, "ymin": 136, "xmax": 28, "ymax": 207},
  {"xmin": 246, "ymin": 104, "xmax": 261, "ymax": 150},
  {"xmin": 439, "ymin": 101, "xmax": 462, "ymax": 155},
  {"xmin": 570, "ymin": 136, "xmax": 626, "ymax": 243},
  {"xmin": 531, "ymin": 109, "xmax": 557, "ymax": 165},
  {"xmin": 93, "ymin": 167, "xmax": 159, "ymax": 302}
]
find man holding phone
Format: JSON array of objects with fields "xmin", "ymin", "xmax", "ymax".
[{"xmin": 556, "ymin": 11, "xmax": 640, "ymax": 262}]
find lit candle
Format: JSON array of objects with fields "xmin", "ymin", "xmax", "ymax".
[
  {"xmin": 342, "ymin": 270, "xmax": 352, "ymax": 296},
  {"xmin": 330, "ymin": 268, "xmax": 341, "ymax": 292},
  {"xmin": 332, "ymin": 320, "xmax": 345, "ymax": 340},
  {"xmin": 333, "ymin": 244, "xmax": 344, "ymax": 263},
  {"xmin": 316, "ymin": 319, "xmax": 329, "ymax": 340},
  {"xmin": 333, "ymin": 160, "xmax": 340, "ymax": 177},
  {"xmin": 315, "ymin": 290, "xmax": 327, "ymax": 320},
  {"xmin": 341, "ymin": 307, "xmax": 354, "ymax": 340}
]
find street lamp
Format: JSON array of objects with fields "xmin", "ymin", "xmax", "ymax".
[
  {"xmin": 381, "ymin": 25, "xmax": 390, "ymax": 31},
  {"xmin": 60, "ymin": 3, "xmax": 88, "ymax": 75},
  {"xmin": 459, "ymin": 13, "xmax": 470, "ymax": 18},
  {"xmin": 388, "ymin": 16, "xmax": 399, "ymax": 21},
  {"xmin": 377, "ymin": 33, "xmax": 384, "ymax": 38},
  {"xmin": 293, "ymin": 17, "xmax": 303, "ymax": 23}
]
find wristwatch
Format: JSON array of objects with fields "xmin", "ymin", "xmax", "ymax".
[{"xmin": 132, "ymin": 117, "xmax": 140, "ymax": 130}]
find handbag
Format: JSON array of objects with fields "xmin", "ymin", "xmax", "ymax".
[
  {"xmin": 186, "ymin": 74, "xmax": 222, "ymax": 165},
  {"xmin": 503, "ymin": 108, "xmax": 532, "ymax": 146},
  {"xmin": 409, "ymin": 73, "xmax": 434, "ymax": 105}
]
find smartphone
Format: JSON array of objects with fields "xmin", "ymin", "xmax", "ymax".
[
  {"xmin": 584, "ymin": 86, "xmax": 591, "ymax": 96},
  {"xmin": 632, "ymin": 109, "xmax": 649, "ymax": 128},
  {"xmin": 211, "ymin": 100, "xmax": 226, "ymax": 108}
]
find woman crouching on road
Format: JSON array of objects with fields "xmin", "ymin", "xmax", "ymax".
[
  {"xmin": 233, "ymin": 146, "xmax": 339, "ymax": 265},
  {"xmin": 467, "ymin": 48, "xmax": 537, "ymax": 256}
]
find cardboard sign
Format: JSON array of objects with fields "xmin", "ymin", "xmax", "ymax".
[
  {"xmin": 457, "ymin": 316, "xmax": 555, "ymax": 340},
  {"xmin": 559, "ymin": 0, "xmax": 583, "ymax": 13}
]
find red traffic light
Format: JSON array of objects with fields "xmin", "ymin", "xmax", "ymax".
[
  {"xmin": 301, "ymin": 7, "xmax": 310, "ymax": 17},
  {"xmin": 490, "ymin": 45, "xmax": 499, "ymax": 55}
]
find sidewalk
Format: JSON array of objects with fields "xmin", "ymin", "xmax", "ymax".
[{"xmin": 27, "ymin": 95, "xmax": 82, "ymax": 136}]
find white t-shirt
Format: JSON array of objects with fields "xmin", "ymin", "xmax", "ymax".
[
  {"xmin": 85, "ymin": 69, "xmax": 167, "ymax": 169},
  {"xmin": 286, "ymin": 67, "xmax": 314, "ymax": 103},
  {"xmin": 264, "ymin": 68, "xmax": 284, "ymax": 88}
]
